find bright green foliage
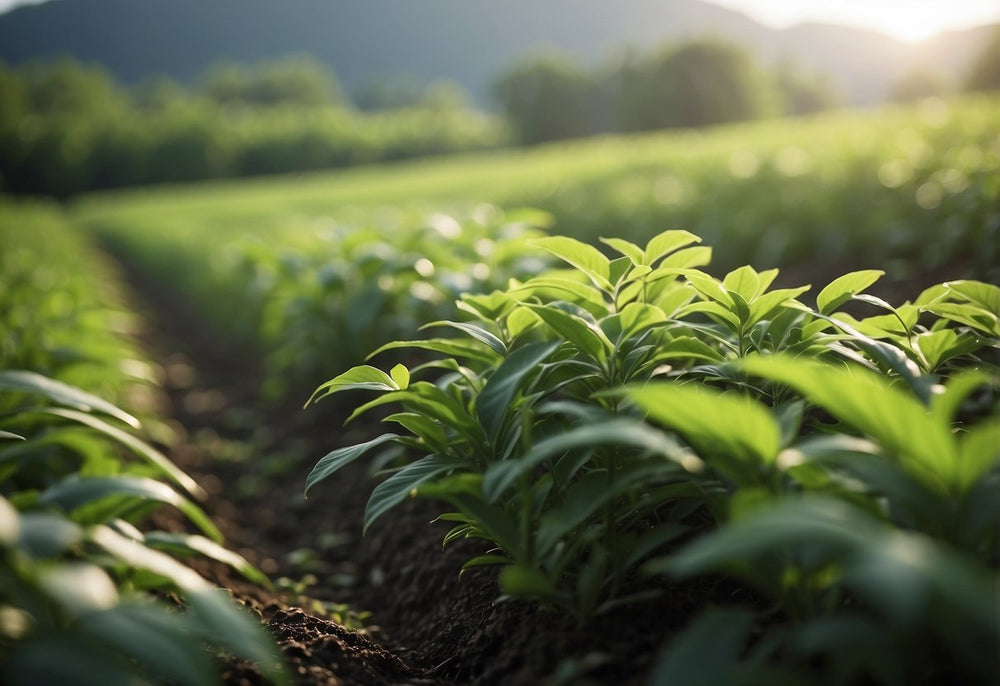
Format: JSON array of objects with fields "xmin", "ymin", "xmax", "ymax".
[
  {"xmin": 79, "ymin": 94, "xmax": 1000, "ymax": 298},
  {"xmin": 308, "ymin": 225, "xmax": 998, "ymax": 680},
  {"xmin": 90, "ymin": 206, "xmax": 553, "ymax": 399},
  {"xmin": 1, "ymin": 206, "xmax": 289, "ymax": 685}
]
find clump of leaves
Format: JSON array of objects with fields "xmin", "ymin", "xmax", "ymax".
[
  {"xmin": 305, "ymin": 227, "xmax": 998, "ymax": 682},
  {"xmin": 0, "ymin": 371, "xmax": 289, "ymax": 685}
]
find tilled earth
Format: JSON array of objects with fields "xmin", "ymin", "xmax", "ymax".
[{"xmin": 121, "ymin": 255, "xmax": 748, "ymax": 686}]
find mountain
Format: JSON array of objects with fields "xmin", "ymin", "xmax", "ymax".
[{"xmin": 0, "ymin": 0, "xmax": 993, "ymax": 106}]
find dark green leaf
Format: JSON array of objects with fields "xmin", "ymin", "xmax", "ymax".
[
  {"xmin": 39, "ymin": 408, "xmax": 203, "ymax": 500},
  {"xmin": 305, "ymin": 433, "xmax": 400, "ymax": 497},
  {"xmin": 476, "ymin": 341, "xmax": 560, "ymax": 443},
  {"xmin": 41, "ymin": 476, "xmax": 222, "ymax": 543},
  {"xmin": 364, "ymin": 455, "xmax": 463, "ymax": 532},
  {"xmin": 0, "ymin": 370, "xmax": 139, "ymax": 429},
  {"xmin": 649, "ymin": 608, "xmax": 756, "ymax": 686}
]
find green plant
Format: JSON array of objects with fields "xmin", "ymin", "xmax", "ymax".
[
  {"xmin": 1, "ymin": 209, "xmax": 288, "ymax": 684},
  {"xmin": 305, "ymin": 225, "xmax": 998, "ymax": 683},
  {"xmin": 0, "ymin": 371, "xmax": 289, "ymax": 685}
]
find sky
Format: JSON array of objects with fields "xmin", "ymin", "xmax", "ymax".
[
  {"xmin": 1, "ymin": 0, "xmax": 999, "ymax": 42},
  {"xmin": 709, "ymin": 0, "xmax": 1000, "ymax": 41}
]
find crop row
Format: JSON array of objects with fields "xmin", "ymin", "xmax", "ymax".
[
  {"xmin": 0, "ymin": 203, "xmax": 286, "ymax": 684},
  {"xmin": 307, "ymin": 228, "xmax": 1000, "ymax": 683},
  {"xmin": 77, "ymin": 95, "xmax": 1000, "ymax": 398}
]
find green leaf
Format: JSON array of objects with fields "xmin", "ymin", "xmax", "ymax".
[
  {"xmin": 483, "ymin": 419, "xmax": 697, "ymax": 502},
  {"xmin": 524, "ymin": 303, "xmax": 611, "ymax": 362},
  {"xmin": 742, "ymin": 355, "xmax": 955, "ymax": 490},
  {"xmin": 536, "ymin": 463, "xmax": 673, "ymax": 557},
  {"xmin": 499, "ymin": 565, "xmax": 557, "ymax": 598},
  {"xmin": 460, "ymin": 554, "xmax": 513, "ymax": 572},
  {"xmin": 422, "ymin": 320, "xmax": 508, "ymax": 356},
  {"xmin": 306, "ymin": 366, "xmax": 399, "ymax": 407},
  {"xmin": 364, "ymin": 455, "xmax": 463, "ymax": 532},
  {"xmin": 514, "ymin": 277, "xmax": 609, "ymax": 317},
  {"xmin": 643, "ymin": 230, "xmax": 701, "ymax": 266},
  {"xmin": 600, "ymin": 236, "xmax": 644, "ymax": 263},
  {"xmin": 80, "ymin": 603, "xmax": 217, "ymax": 685},
  {"xmin": 476, "ymin": 341, "xmax": 560, "ymax": 444},
  {"xmin": 38, "ymin": 408, "xmax": 204, "ymax": 501},
  {"xmin": 814, "ymin": 312, "xmax": 927, "ymax": 398},
  {"xmin": 389, "ymin": 364, "xmax": 410, "ymax": 389},
  {"xmin": 930, "ymin": 369, "xmax": 993, "ymax": 425},
  {"xmin": 3, "ymin": 633, "xmax": 153, "ymax": 686},
  {"xmin": 648, "ymin": 608, "xmax": 756, "ymax": 686},
  {"xmin": 922, "ymin": 303, "xmax": 1000, "ymax": 338},
  {"xmin": 459, "ymin": 291, "xmax": 518, "ymax": 320},
  {"xmin": 0, "ymin": 370, "xmax": 140, "ymax": 429},
  {"xmin": 89, "ymin": 525, "xmax": 209, "ymax": 591},
  {"xmin": 40, "ymin": 476, "xmax": 222, "ymax": 543},
  {"xmin": 624, "ymin": 383, "xmax": 781, "ymax": 483},
  {"xmin": 420, "ymin": 474, "xmax": 521, "ymax": 554},
  {"xmin": 187, "ymin": 589, "xmax": 291, "ymax": 686},
  {"xmin": 945, "ymin": 280, "xmax": 1000, "ymax": 315},
  {"xmin": 657, "ymin": 246, "xmax": 712, "ymax": 270},
  {"xmin": 142, "ymin": 532, "xmax": 270, "ymax": 587},
  {"xmin": 816, "ymin": 270, "xmax": 885, "ymax": 315},
  {"xmin": 912, "ymin": 330, "xmax": 982, "ymax": 371},
  {"xmin": 660, "ymin": 496, "xmax": 875, "ymax": 579},
  {"xmin": 674, "ymin": 300, "xmax": 741, "ymax": 329},
  {"xmin": 17, "ymin": 512, "xmax": 84, "ymax": 558},
  {"xmin": 618, "ymin": 302, "xmax": 668, "ymax": 339},
  {"xmin": 532, "ymin": 236, "xmax": 611, "ymax": 290},
  {"xmin": 685, "ymin": 272, "xmax": 734, "ymax": 307},
  {"xmin": 722, "ymin": 265, "xmax": 760, "ymax": 301},
  {"xmin": 382, "ymin": 412, "xmax": 446, "ymax": 450},
  {"xmin": 370, "ymin": 338, "xmax": 501, "ymax": 365},
  {"xmin": 653, "ymin": 336, "xmax": 725, "ymax": 364},
  {"xmin": 747, "ymin": 286, "xmax": 811, "ymax": 327},
  {"xmin": 304, "ymin": 433, "xmax": 400, "ymax": 497},
  {"xmin": 956, "ymin": 421, "xmax": 1000, "ymax": 490},
  {"xmin": 608, "ymin": 256, "xmax": 633, "ymax": 286},
  {"xmin": 0, "ymin": 430, "xmax": 25, "ymax": 441}
]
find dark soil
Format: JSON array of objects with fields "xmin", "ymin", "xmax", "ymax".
[
  {"xmin": 115, "ymin": 253, "xmax": 752, "ymax": 686},
  {"xmin": 113, "ymin": 243, "xmax": 986, "ymax": 685}
]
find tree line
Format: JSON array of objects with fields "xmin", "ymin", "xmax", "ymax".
[
  {"xmin": 0, "ymin": 56, "xmax": 504, "ymax": 197},
  {"xmin": 2, "ymin": 29, "xmax": 998, "ymax": 198}
]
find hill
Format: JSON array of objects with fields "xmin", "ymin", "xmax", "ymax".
[{"xmin": 0, "ymin": 0, "xmax": 993, "ymax": 105}]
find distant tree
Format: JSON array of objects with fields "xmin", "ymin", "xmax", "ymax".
[
  {"xmin": 201, "ymin": 56, "xmax": 344, "ymax": 107},
  {"xmin": 493, "ymin": 53, "xmax": 592, "ymax": 144},
  {"xmin": 618, "ymin": 38, "xmax": 779, "ymax": 131},
  {"xmin": 418, "ymin": 80, "xmax": 473, "ymax": 112},
  {"xmin": 133, "ymin": 75, "xmax": 190, "ymax": 112},
  {"xmin": 773, "ymin": 60, "xmax": 839, "ymax": 115},
  {"xmin": 18, "ymin": 58, "xmax": 127, "ymax": 118},
  {"xmin": 353, "ymin": 73, "xmax": 426, "ymax": 111},
  {"xmin": 965, "ymin": 26, "xmax": 1000, "ymax": 92},
  {"xmin": 0, "ymin": 60, "xmax": 27, "ymax": 123},
  {"xmin": 890, "ymin": 69, "xmax": 953, "ymax": 102}
]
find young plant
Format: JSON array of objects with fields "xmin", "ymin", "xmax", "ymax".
[{"xmin": 0, "ymin": 372, "xmax": 288, "ymax": 685}]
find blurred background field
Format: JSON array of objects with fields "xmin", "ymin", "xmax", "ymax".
[{"xmin": 2, "ymin": 0, "xmax": 999, "ymax": 395}]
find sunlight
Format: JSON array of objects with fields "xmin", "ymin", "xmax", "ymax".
[
  {"xmin": 708, "ymin": 0, "xmax": 1000, "ymax": 43},
  {"xmin": 880, "ymin": 7, "xmax": 948, "ymax": 42}
]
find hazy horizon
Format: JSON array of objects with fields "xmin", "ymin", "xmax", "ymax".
[{"xmin": 2, "ymin": 0, "xmax": 1000, "ymax": 42}]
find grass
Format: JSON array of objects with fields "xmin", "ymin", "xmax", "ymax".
[{"xmin": 75, "ymin": 94, "xmax": 999, "ymax": 268}]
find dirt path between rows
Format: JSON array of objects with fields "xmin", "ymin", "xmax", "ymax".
[{"xmin": 109, "ymin": 247, "xmax": 737, "ymax": 685}]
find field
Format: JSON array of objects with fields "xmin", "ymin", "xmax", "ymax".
[{"xmin": 4, "ymin": 95, "xmax": 1000, "ymax": 684}]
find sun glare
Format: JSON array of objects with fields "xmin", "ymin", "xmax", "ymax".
[
  {"xmin": 878, "ymin": 9, "xmax": 945, "ymax": 42},
  {"xmin": 709, "ymin": 1, "xmax": 1000, "ymax": 43}
]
